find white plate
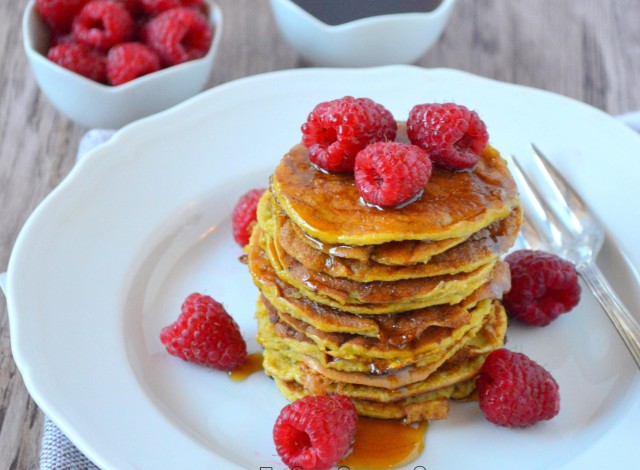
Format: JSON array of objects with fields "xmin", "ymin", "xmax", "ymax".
[{"xmin": 6, "ymin": 66, "xmax": 640, "ymax": 470}]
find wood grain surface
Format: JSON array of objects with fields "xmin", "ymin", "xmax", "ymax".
[{"xmin": 1, "ymin": 0, "xmax": 639, "ymax": 467}]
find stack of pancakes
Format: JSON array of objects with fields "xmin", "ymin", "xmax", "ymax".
[{"xmin": 247, "ymin": 129, "xmax": 521, "ymax": 423}]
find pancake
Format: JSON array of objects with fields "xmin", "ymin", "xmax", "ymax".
[
  {"xmin": 265, "ymin": 296, "xmax": 495, "ymax": 361},
  {"xmin": 273, "ymin": 378, "xmax": 474, "ymax": 422},
  {"xmin": 272, "ymin": 194, "xmax": 470, "ymax": 265},
  {"xmin": 264, "ymin": 348, "xmax": 486, "ymax": 402},
  {"xmin": 255, "ymin": 299, "xmax": 475, "ymax": 376},
  {"xmin": 268, "ymin": 195, "xmax": 522, "ymax": 281},
  {"xmin": 256, "ymin": 298, "xmax": 507, "ymax": 381},
  {"xmin": 258, "ymin": 228, "xmax": 501, "ymax": 314},
  {"xmin": 289, "ymin": 215, "xmax": 469, "ymax": 265},
  {"xmin": 271, "ymin": 142, "xmax": 519, "ymax": 245},
  {"xmin": 249, "ymin": 216, "xmax": 511, "ymax": 338}
]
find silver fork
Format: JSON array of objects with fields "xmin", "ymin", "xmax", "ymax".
[{"xmin": 510, "ymin": 144, "xmax": 640, "ymax": 369}]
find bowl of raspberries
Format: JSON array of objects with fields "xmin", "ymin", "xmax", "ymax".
[{"xmin": 23, "ymin": 0, "xmax": 222, "ymax": 128}]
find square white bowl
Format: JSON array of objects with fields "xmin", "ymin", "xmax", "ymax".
[{"xmin": 23, "ymin": 0, "xmax": 223, "ymax": 129}]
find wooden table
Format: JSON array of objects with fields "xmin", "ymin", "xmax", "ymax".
[{"xmin": 1, "ymin": 0, "xmax": 639, "ymax": 467}]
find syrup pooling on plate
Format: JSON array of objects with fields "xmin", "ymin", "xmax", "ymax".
[
  {"xmin": 339, "ymin": 418, "xmax": 428, "ymax": 469},
  {"xmin": 229, "ymin": 352, "xmax": 264, "ymax": 382}
]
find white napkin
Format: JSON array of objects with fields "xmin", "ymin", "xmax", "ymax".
[{"xmin": 41, "ymin": 416, "xmax": 100, "ymax": 469}]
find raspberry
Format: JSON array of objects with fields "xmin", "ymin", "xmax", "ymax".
[
  {"xmin": 140, "ymin": 0, "xmax": 181, "ymax": 14},
  {"xmin": 354, "ymin": 142, "xmax": 431, "ymax": 209},
  {"xmin": 159, "ymin": 293, "xmax": 247, "ymax": 371},
  {"xmin": 110, "ymin": 0, "xmax": 143, "ymax": 17},
  {"xmin": 232, "ymin": 188, "xmax": 265, "ymax": 247},
  {"xmin": 503, "ymin": 249, "xmax": 581, "ymax": 326},
  {"xmin": 477, "ymin": 349, "xmax": 560, "ymax": 427},
  {"xmin": 407, "ymin": 102, "xmax": 489, "ymax": 170},
  {"xmin": 143, "ymin": 7, "xmax": 212, "ymax": 66},
  {"xmin": 107, "ymin": 42, "xmax": 160, "ymax": 85},
  {"xmin": 140, "ymin": 0, "xmax": 204, "ymax": 15},
  {"xmin": 273, "ymin": 395, "xmax": 357, "ymax": 470},
  {"xmin": 72, "ymin": 1, "xmax": 135, "ymax": 51},
  {"xmin": 301, "ymin": 96, "xmax": 397, "ymax": 173},
  {"xmin": 36, "ymin": 0, "xmax": 88, "ymax": 33},
  {"xmin": 182, "ymin": 0, "xmax": 206, "ymax": 12},
  {"xmin": 47, "ymin": 43, "xmax": 107, "ymax": 82},
  {"xmin": 50, "ymin": 31, "xmax": 76, "ymax": 47}
]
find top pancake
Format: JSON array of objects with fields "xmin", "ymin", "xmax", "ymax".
[{"xmin": 271, "ymin": 140, "xmax": 519, "ymax": 246}]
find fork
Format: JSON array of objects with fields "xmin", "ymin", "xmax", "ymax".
[{"xmin": 510, "ymin": 144, "xmax": 640, "ymax": 369}]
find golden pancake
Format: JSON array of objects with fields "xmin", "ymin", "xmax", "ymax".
[
  {"xmin": 256, "ymin": 300, "xmax": 471, "ymax": 377},
  {"xmin": 257, "ymin": 228, "xmax": 501, "ymax": 314},
  {"xmin": 273, "ymin": 378, "xmax": 475, "ymax": 422},
  {"xmin": 269, "ymin": 197, "xmax": 522, "ymax": 281},
  {"xmin": 249, "ymin": 216, "xmax": 511, "ymax": 338},
  {"xmin": 256, "ymin": 298, "xmax": 507, "ymax": 381},
  {"xmin": 265, "ymin": 296, "xmax": 494, "ymax": 361},
  {"xmin": 264, "ymin": 348, "xmax": 486, "ymax": 402},
  {"xmin": 271, "ymin": 142, "xmax": 519, "ymax": 245},
  {"xmin": 270, "ymin": 193, "xmax": 469, "ymax": 265}
]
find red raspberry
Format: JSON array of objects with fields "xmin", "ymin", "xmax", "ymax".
[
  {"xmin": 159, "ymin": 293, "xmax": 247, "ymax": 371},
  {"xmin": 182, "ymin": 0, "xmax": 206, "ymax": 12},
  {"xmin": 36, "ymin": 0, "xmax": 88, "ymax": 33},
  {"xmin": 143, "ymin": 7, "xmax": 212, "ymax": 66},
  {"xmin": 47, "ymin": 43, "xmax": 107, "ymax": 82},
  {"xmin": 477, "ymin": 349, "xmax": 560, "ymax": 428},
  {"xmin": 354, "ymin": 142, "xmax": 431, "ymax": 209},
  {"xmin": 232, "ymin": 188, "xmax": 265, "ymax": 247},
  {"xmin": 140, "ymin": 0, "xmax": 204, "ymax": 15},
  {"xmin": 107, "ymin": 42, "xmax": 160, "ymax": 85},
  {"xmin": 273, "ymin": 395, "xmax": 357, "ymax": 470},
  {"xmin": 301, "ymin": 96, "xmax": 397, "ymax": 173},
  {"xmin": 50, "ymin": 31, "xmax": 77, "ymax": 47},
  {"xmin": 504, "ymin": 249, "xmax": 581, "ymax": 326},
  {"xmin": 72, "ymin": 1, "xmax": 135, "ymax": 51},
  {"xmin": 109, "ymin": 0, "xmax": 144, "ymax": 17},
  {"xmin": 140, "ymin": 0, "xmax": 181, "ymax": 14},
  {"xmin": 407, "ymin": 102, "xmax": 489, "ymax": 170}
]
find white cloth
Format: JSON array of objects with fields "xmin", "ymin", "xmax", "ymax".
[{"xmin": 41, "ymin": 416, "xmax": 100, "ymax": 469}]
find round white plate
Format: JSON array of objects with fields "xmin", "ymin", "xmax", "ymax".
[{"xmin": 6, "ymin": 66, "xmax": 640, "ymax": 470}]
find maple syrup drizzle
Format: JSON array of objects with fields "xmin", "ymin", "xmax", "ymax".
[
  {"xmin": 228, "ymin": 352, "xmax": 263, "ymax": 381},
  {"xmin": 339, "ymin": 418, "xmax": 428, "ymax": 469}
]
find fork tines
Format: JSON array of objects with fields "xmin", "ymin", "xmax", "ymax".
[{"xmin": 509, "ymin": 155, "xmax": 566, "ymax": 252}]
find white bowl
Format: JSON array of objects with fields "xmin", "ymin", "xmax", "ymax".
[
  {"xmin": 269, "ymin": 0, "xmax": 457, "ymax": 67},
  {"xmin": 22, "ymin": 0, "xmax": 223, "ymax": 129}
]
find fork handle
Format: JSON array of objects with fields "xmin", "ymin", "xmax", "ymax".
[{"xmin": 579, "ymin": 262, "xmax": 640, "ymax": 369}]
